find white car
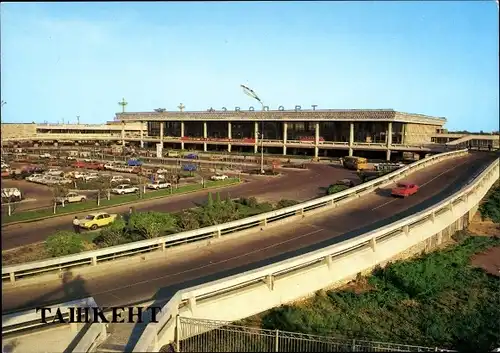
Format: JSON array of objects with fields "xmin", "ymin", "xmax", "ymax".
[
  {"xmin": 40, "ymin": 153, "xmax": 51, "ymax": 159},
  {"xmin": 1, "ymin": 162, "xmax": 9, "ymax": 169},
  {"xmin": 210, "ymin": 174, "xmax": 228, "ymax": 181},
  {"xmin": 47, "ymin": 169, "xmax": 63, "ymax": 176},
  {"xmin": 111, "ymin": 184, "xmax": 139, "ymax": 195},
  {"xmin": 156, "ymin": 168, "xmax": 169, "ymax": 174},
  {"xmin": 56, "ymin": 192, "xmax": 87, "ymax": 204},
  {"xmin": 1, "ymin": 188, "xmax": 22, "ymax": 202},
  {"xmin": 111, "ymin": 175, "xmax": 131, "ymax": 183},
  {"xmin": 66, "ymin": 156, "xmax": 76, "ymax": 160},
  {"xmin": 72, "ymin": 171, "xmax": 86, "ymax": 179},
  {"xmin": 114, "ymin": 166, "xmax": 135, "ymax": 173},
  {"xmin": 147, "ymin": 181, "xmax": 172, "ymax": 190},
  {"xmin": 26, "ymin": 173, "xmax": 43, "ymax": 182},
  {"xmin": 83, "ymin": 173, "xmax": 99, "ymax": 182},
  {"xmin": 104, "ymin": 163, "xmax": 115, "ymax": 170}
]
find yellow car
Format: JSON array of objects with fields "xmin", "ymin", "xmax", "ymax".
[{"xmin": 79, "ymin": 212, "xmax": 118, "ymax": 230}]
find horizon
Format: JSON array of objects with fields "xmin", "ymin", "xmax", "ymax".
[{"xmin": 1, "ymin": 2, "xmax": 498, "ymax": 131}]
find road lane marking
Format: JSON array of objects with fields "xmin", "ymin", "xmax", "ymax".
[
  {"xmin": 370, "ymin": 158, "xmax": 469, "ymax": 211},
  {"xmin": 84, "ymin": 228, "xmax": 325, "ymax": 297}
]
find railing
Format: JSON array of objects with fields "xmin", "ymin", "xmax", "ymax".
[
  {"xmin": 2, "ymin": 297, "xmax": 97, "ymax": 335},
  {"xmin": 177, "ymin": 317, "xmax": 456, "ymax": 352},
  {"xmin": 1, "ymin": 149, "xmax": 468, "ymax": 284},
  {"xmin": 131, "ymin": 155, "xmax": 499, "ymax": 352}
]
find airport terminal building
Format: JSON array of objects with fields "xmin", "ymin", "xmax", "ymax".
[{"xmin": 116, "ymin": 108, "xmax": 447, "ymax": 160}]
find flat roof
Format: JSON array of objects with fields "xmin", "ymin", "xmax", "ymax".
[{"xmin": 115, "ymin": 109, "xmax": 446, "ymax": 126}]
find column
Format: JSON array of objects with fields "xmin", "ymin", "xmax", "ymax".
[
  {"xmin": 159, "ymin": 122, "xmax": 164, "ymax": 146},
  {"xmin": 203, "ymin": 122, "xmax": 207, "ymax": 152},
  {"xmin": 227, "ymin": 122, "xmax": 232, "ymax": 152},
  {"xmin": 254, "ymin": 121, "xmax": 259, "ymax": 154},
  {"xmin": 121, "ymin": 121, "xmax": 125, "ymax": 146},
  {"xmin": 140, "ymin": 123, "xmax": 144, "ymax": 148},
  {"xmin": 180, "ymin": 122, "xmax": 185, "ymax": 150},
  {"xmin": 386, "ymin": 122, "xmax": 392, "ymax": 161},
  {"xmin": 314, "ymin": 122, "xmax": 320, "ymax": 158},
  {"xmin": 348, "ymin": 122, "xmax": 354, "ymax": 156},
  {"xmin": 401, "ymin": 123, "xmax": 406, "ymax": 144},
  {"xmin": 283, "ymin": 122, "xmax": 288, "ymax": 156}
]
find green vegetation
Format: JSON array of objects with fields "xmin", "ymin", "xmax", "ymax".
[
  {"xmin": 45, "ymin": 231, "xmax": 88, "ymax": 257},
  {"xmin": 479, "ymin": 183, "xmax": 500, "ymax": 223},
  {"xmin": 2, "ymin": 178, "xmax": 241, "ymax": 224},
  {"xmin": 3, "ymin": 194, "xmax": 299, "ymax": 264},
  {"xmin": 247, "ymin": 235, "xmax": 500, "ymax": 352},
  {"xmin": 326, "ymin": 184, "xmax": 349, "ymax": 195}
]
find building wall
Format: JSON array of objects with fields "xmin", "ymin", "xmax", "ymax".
[
  {"xmin": 404, "ymin": 123, "xmax": 440, "ymax": 144},
  {"xmin": 1, "ymin": 123, "xmax": 37, "ymax": 139}
]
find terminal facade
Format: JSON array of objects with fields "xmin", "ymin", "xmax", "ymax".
[{"xmin": 116, "ymin": 109, "xmax": 446, "ymax": 160}]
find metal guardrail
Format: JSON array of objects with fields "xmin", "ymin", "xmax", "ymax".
[
  {"xmin": 2, "ymin": 297, "xmax": 97, "ymax": 335},
  {"xmin": 1, "ymin": 149, "xmax": 468, "ymax": 284},
  {"xmin": 131, "ymin": 156, "xmax": 499, "ymax": 352}
]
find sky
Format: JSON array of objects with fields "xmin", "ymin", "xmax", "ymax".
[{"xmin": 0, "ymin": 1, "xmax": 498, "ymax": 131}]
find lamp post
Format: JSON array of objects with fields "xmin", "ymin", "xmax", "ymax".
[{"xmin": 241, "ymin": 85, "xmax": 265, "ymax": 174}]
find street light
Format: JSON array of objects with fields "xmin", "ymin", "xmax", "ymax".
[{"xmin": 241, "ymin": 85, "xmax": 265, "ymax": 174}]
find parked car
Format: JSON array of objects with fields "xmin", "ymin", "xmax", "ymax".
[
  {"xmin": 183, "ymin": 164, "xmax": 197, "ymax": 172},
  {"xmin": 147, "ymin": 180, "xmax": 172, "ymax": 190},
  {"xmin": 210, "ymin": 174, "xmax": 228, "ymax": 181},
  {"xmin": 47, "ymin": 169, "xmax": 64, "ymax": 176},
  {"xmin": 391, "ymin": 182, "xmax": 419, "ymax": 198},
  {"xmin": 79, "ymin": 212, "xmax": 118, "ymax": 230},
  {"xmin": 111, "ymin": 184, "xmax": 139, "ymax": 195},
  {"xmin": 127, "ymin": 158, "xmax": 143, "ymax": 167},
  {"xmin": 104, "ymin": 163, "xmax": 115, "ymax": 170},
  {"xmin": 72, "ymin": 171, "xmax": 86, "ymax": 179},
  {"xmin": 40, "ymin": 153, "xmax": 51, "ymax": 159},
  {"xmin": 83, "ymin": 173, "xmax": 99, "ymax": 182},
  {"xmin": 185, "ymin": 153, "xmax": 198, "ymax": 159},
  {"xmin": 56, "ymin": 192, "xmax": 87, "ymax": 204},
  {"xmin": 111, "ymin": 175, "xmax": 130, "ymax": 184},
  {"xmin": 1, "ymin": 188, "xmax": 22, "ymax": 202},
  {"xmin": 66, "ymin": 156, "xmax": 76, "ymax": 160},
  {"xmin": 156, "ymin": 168, "xmax": 169, "ymax": 174},
  {"xmin": 26, "ymin": 173, "xmax": 43, "ymax": 182}
]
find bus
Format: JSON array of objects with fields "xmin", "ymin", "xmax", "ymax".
[{"xmin": 342, "ymin": 156, "xmax": 370, "ymax": 171}]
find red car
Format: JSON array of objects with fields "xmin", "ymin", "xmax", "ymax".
[{"xmin": 391, "ymin": 182, "xmax": 419, "ymax": 198}]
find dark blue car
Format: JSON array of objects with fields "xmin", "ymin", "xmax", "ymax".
[
  {"xmin": 185, "ymin": 153, "xmax": 198, "ymax": 159},
  {"xmin": 182, "ymin": 164, "xmax": 197, "ymax": 172},
  {"xmin": 127, "ymin": 158, "xmax": 143, "ymax": 167}
]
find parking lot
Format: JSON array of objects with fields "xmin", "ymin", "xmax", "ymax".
[{"xmin": 0, "ymin": 158, "xmax": 245, "ymax": 214}]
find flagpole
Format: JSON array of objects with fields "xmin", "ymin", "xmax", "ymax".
[{"xmin": 240, "ymin": 85, "xmax": 265, "ymax": 174}]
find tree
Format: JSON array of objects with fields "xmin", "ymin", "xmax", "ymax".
[
  {"xmin": 51, "ymin": 184, "xmax": 69, "ymax": 208},
  {"xmin": 206, "ymin": 192, "xmax": 214, "ymax": 208},
  {"xmin": 96, "ymin": 177, "xmax": 112, "ymax": 205},
  {"xmin": 177, "ymin": 210, "xmax": 200, "ymax": 231},
  {"xmin": 129, "ymin": 211, "xmax": 178, "ymax": 239}
]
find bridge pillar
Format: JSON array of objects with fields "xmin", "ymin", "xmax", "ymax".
[
  {"xmin": 325, "ymin": 255, "xmax": 333, "ymax": 270},
  {"xmin": 265, "ymin": 275, "xmax": 274, "ymax": 291},
  {"xmin": 283, "ymin": 145, "xmax": 287, "ymax": 155},
  {"xmin": 188, "ymin": 296, "xmax": 197, "ymax": 313},
  {"xmin": 370, "ymin": 237, "xmax": 377, "ymax": 251},
  {"xmin": 140, "ymin": 126, "xmax": 144, "ymax": 148},
  {"xmin": 386, "ymin": 149, "xmax": 391, "ymax": 161}
]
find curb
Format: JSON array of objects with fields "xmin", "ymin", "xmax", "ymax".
[{"xmin": 2, "ymin": 180, "xmax": 243, "ymax": 227}]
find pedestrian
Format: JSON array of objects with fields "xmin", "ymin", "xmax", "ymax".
[
  {"xmin": 129, "ymin": 206, "xmax": 134, "ymax": 215},
  {"xmin": 73, "ymin": 216, "xmax": 80, "ymax": 234}
]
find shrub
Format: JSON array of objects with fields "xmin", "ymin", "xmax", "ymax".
[
  {"xmin": 479, "ymin": 185, "xmax": 500, "ymax": 223},
  {"xmin": 45, "ymin": 231, "xmax": 87, "ymax": 257},
  {"xmin": 327, "ymin": 184, "xmax": 349, "ymax": 195},
  {"xmin": 275, "ymin": 199, "xmax": 300, "ymax": 209},
  {"xmin": 93, "ymin": 218, "xmax": 127, "ymax": 247},
  {"xmin": 129, "ymin": 211, "xmax": 178, "ymax": 239}
]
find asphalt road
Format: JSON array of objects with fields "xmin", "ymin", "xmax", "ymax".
[
  {"xmin": 1, "ymin": 164, "xmax": 357, "ymax": 250},
  {"xmin": 3, "ymin": 152, "xmax": 494, "ymax": 314}
]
